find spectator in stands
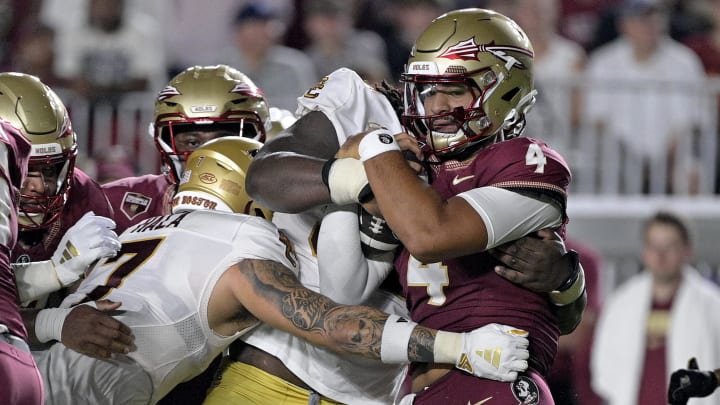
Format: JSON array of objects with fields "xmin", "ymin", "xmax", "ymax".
[
  {"xmin": 592, "ymin": 210, "xmax": 720, "ymax": 405},
  {"xmin": 12, "ymin": 23, "xmax": 68, "ymax": 89},
  {"xmin": 160, "ymin": 0, "xmax": 247, "ymax": 77},
  {"xmin": 372, "ymin": 0, "xmax": 448, "ymax": 83},
  {"xmin": 583, "ymin": 0, "xmax": 708, "ymax": 194},
  {"xmin": 556, "ymin": 0, "xmax": 621, "ymax": 52},
  {"xmin": 0, "ymin": 0, "xmax": 43, "ymax": 71},
  {"xmin": 217, "ymin": 2, "xmax": 317, "ymax": 112},
  {"xmin": 512, "ymin": 0, "xmax": 587, "ymax": 161},
  {"xmin": 302, "ymin": 0, "xmax": 390, "ymax": 80},
  {"xmin": 52, "ymin": 0, "xmax": 166, "ymax": 104},
  {"xmin": 681, "ymin": 0, "xmax": 720, "ymax": 193}
]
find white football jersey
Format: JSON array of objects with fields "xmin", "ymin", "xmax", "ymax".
[
  {"xmin": 296, "ymin": 67, "xmax": 404, "ymax": 144},
  {"xmin": 240, "ymin": 69, "xmax": 409, "ymax": 404},
  {"xmin": 57, "ymin": 210, "xmax": 297, "ymax": 403}
]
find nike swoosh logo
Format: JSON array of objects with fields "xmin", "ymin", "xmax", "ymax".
[
  {"xmin": 453, "ymin": 175, "xmax": 475, "ymax": 186},
  {"xmin": 469, "ymin": 397, "xmax": 493, "ymax": 405}
]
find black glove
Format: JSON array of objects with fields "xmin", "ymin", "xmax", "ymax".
[{"xmin": 668, "ymin": 358, "xmax": 719, "ymax": 405}]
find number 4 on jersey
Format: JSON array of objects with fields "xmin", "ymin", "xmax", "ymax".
[{"xmin": 525, "ymin": 143, "xmax": 546, "ymax": 173}]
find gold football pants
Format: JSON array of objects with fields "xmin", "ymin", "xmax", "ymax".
[{"xmin": 203, "ymin": 360, "xmax": 344, "ymax": 405}]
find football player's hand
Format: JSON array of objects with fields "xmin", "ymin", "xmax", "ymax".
[
  {"xmin": 456, "ymin": 323, "xmax": 529, "ymax": 382},
  {"xmin": 52, "ymin": 211, "xmax": 121, "ymax": 285},
  {"xmin": 62, "ymin": 300, "xmax": 136, "ymax": 359},
  {"xmin": 490, "ymin": 229, "xmax": 571, "ymax": 293},
  {"xmin": 668, "ymin": 358, "xmax": 719, "ymax": 405}
]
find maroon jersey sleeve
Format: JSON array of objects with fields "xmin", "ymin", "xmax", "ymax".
[
  {"xmin": 102, "ymin": 174, "xmax": 174, "ymax": 234},
  {"xmin": 0, "ymin": 121, "xmax": 31, "ymax": 338}
]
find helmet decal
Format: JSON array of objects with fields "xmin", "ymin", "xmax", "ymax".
[
  {"xmin": 439, "ymin": 38, "xmax": 532, "ymax": 70},
  {"xmin": 230, "ymin": 83, "xmax": 263, "ymax": 97},
  {"xmin": 157, "ymin": 85, "xmax": 182, "ymax": 101}
]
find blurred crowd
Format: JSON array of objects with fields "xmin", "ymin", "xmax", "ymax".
[{"xmin": 4, "ymin": 0, "xmax": 720, "ymax": 192}]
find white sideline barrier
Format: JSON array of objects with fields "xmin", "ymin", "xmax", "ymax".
[{"xmin": 567, "ymin": 196, "xmax": 720, "ymax": 298}]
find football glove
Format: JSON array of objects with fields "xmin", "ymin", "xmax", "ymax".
[
  {"xmin": 51, "ymin": 211, "xmax": 121, "ymax": 285},
  {"xmin": 668, "ymin": 358, "xmax": 719, "ymax": 405},
  {"xmin": 435, "ymin": 323, "xmax": 530, "ymax": 382}
]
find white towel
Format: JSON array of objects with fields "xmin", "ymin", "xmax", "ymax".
[{"xmin": 591, "ymin": 266, "xmax": 720, "ymax": 405}]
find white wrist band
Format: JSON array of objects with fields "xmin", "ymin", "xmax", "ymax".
[
  {"xmin": 327, "ymin": 158, "xmax": 369, "ymax": 205},
  {"xmin": 380, "ymin": 314, "xmax": 418, "ymax": 363},
  {"xmin": 35, "ymin": 307, "xmax": 74, "ymax": 343},
  {"xmin": 433, "ymin": 330, "xmax": 463, "ymax": 364},
  {"xmin": 359, "ymin": 130, "xmax": 400, "ymax": 162}
]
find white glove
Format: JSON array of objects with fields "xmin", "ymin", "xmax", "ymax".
[
  {"xmin": 51, "ymin": 211, "xmax": 121, "ymax": 286},
  {"xmin": 435, "ymin": 323, "xmax": 530, "ymax": 382}
]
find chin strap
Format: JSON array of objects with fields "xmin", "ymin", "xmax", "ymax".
[{"xmin": 501, "ymin": 89, "xmax": 537, "ymax": 140}]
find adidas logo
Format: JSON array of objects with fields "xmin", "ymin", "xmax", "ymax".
[
  {"xmin": 457, "ymin": 348, "xmax": 503, "ymax": 374},
  {"xmin": 58, "ymin": 241, "xmax": 79, "ymax": 264}
]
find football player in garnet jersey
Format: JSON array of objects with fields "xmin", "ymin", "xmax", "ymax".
[
  {"xmin": 0, "ymin": 73, "xmax": 132, "ymax": 364},
  {"xmin": 0, "ymin": 119, "xmax": 43, "ymax": 405},
  {"xmin": 247, "ymin": 8, "xmax": 586, "ymax": 404}
]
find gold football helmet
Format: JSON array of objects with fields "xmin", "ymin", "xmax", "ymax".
[
  {"xmin": 172, "ymin": 137, "xmax": 272, "ymax": 220},
  {"xmin": 0, "ymin": 72, "xmax": 77, "ymax": 229},
  {"xmin": 401, "ymin": 8, "xmax": 537, "ymax": 156},
  {"xmin": 153, "ymin": 64, "xmax": 271, "ymax": 183}
]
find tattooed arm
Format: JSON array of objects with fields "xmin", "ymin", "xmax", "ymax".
[{"xmin": 212, "ymin": 258, "xmax": 531, "ymax": 382}]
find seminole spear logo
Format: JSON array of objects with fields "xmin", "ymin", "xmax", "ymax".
[{"xmin": 438, "ymin": 38, "xmax": 533, "ymax": 70}]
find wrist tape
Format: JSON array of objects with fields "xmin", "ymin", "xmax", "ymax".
[
  {"xmin": 359, "ymin": 130, "xmax": 400, "ymax": 162},
  {"xmin": 35, "ymin": 307, "xmax": 74, "ymax": 343},
  {"xmin": 321, "ymin": 158, "xmax": 369, "ymax": 205},
  {"xmin": 380, "ymin": 314, "xmax": 418, "ymax": 363},
  {"xmin": 433, "ymin": 330, "xmax": 463, "ymax": 364}
]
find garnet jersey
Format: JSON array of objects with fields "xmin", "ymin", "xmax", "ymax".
[
  {"xmin": 396, "ymin": 137, "xmax": 571, "ymax": 376},
  {"xmin": 102, "ymin": 174, "xmax": 174, "ymax": 234},
  {"xmin": 0, "ymin": 121, "xmax": 31, "ymax": 338},
  {"xmin": 12, "ymin": 168, "xmax": 114, "ymax": 265},
  {"xmin": 51, "ymin": 210, "xmax": 296, "ymax": 403}
]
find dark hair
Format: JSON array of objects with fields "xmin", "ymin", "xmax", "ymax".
[
  {"xmin": 642, "ymin": 211, "xmax": 692, "ymax": 246},
  {"xmin": 374, "ymin": 80, "xmax": 404, "ymax": 119}
]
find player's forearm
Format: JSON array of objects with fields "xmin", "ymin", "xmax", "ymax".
[
  {"xmin": 246, "ymin": 152, "xmax": 331, "ymax": 213},
  {"xmin": 554, "ymin": 290, "xmax": 587, "ymax": 334},
  {"xmin": 363, "ymin": 151, "xmax": 459, "ymax": 261},
  {"xmin": 317, "ymin": 208, "xmax": 392, "ymax": 304}
]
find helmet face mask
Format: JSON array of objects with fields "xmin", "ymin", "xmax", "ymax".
[
  {"xmin": 401, "ymin": 8, "xmax": 537, "ymax": 158},
  {"xmin": 173, "ymin": 137, "xmax": 272, "ymax": 220},
  {"xmin": 152, "ymin": 65, "xmax": 271, "ymax": 183},
  {"xmin": 0, "ymin": 72, "xmax": 77, "ymax": 229},
  {"xmin": 21, "ymin": 159, "xmax": 74, "ymax": 228}
]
